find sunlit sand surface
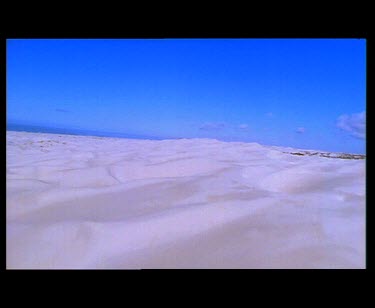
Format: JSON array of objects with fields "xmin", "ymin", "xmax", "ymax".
[{"xmin": 6, "ymin": 131, "xmax": 366, "ymax": 269}]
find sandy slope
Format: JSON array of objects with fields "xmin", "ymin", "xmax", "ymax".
[{"xmin": 6, "ymin": 131, "xmax": 366, "ymax": 269}]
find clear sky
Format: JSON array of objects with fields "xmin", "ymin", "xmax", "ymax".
[{"xmin": 7, "ymin": 38, "xmax": 366, "ymax": 153}]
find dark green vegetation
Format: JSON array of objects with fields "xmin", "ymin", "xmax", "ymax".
[{"xmin": 286, "ymin": 151, "xmax": 365, "ymax": 160}]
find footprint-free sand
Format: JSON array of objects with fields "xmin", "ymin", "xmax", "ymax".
[{"xmin": 6, "ymin": 131, "xmax": 366, "ymax": 269}]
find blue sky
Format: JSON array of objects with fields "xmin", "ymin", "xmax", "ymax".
[{"xmin": 7, "ymin": 39, "xmax": 366, "ymax": 153}]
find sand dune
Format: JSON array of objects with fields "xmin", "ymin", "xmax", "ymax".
[{"xmin": 6, "ymin": 131, "xmax": 366, "ymax": 269}]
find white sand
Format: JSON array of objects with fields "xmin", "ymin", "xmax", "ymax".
[{"xmin": 6, "ymin": 131, "xmax": 366, "ymax": 269}]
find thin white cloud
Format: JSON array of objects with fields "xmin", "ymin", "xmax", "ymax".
[
  {"xmin": 238, "ymin": 124, "xmax": 249, "ymax": 130},
  {"xmin": 336, "ymin": 111, "xmax": 365, "ymax": 139},
  {"xmin": 55, "ymin": 108, "xmax": 71, "ymax": 113},
  {"xmin": 296, "ymin": 127, "xmax": 305, "ymax": 134},
  {"xmin": 199, "ymin": 122, "xmax": 226, "ymax": 131},
  {"xmin": 265, "ymin": 112, "xmax": 274, "ymax": 118}
]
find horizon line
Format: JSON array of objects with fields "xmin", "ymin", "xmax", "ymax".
[{"xmin": 6, "ymin": 123, "xmax": 366, "ymax": 156}]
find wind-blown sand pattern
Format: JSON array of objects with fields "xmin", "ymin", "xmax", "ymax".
[{"xmin": 6, "ymin": 131, "xmax": 366, "ymax": 269}]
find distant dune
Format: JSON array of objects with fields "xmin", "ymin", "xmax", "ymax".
[{"xmin": 6, "ymin": 131, "xmax": 366, "ymax": 269}]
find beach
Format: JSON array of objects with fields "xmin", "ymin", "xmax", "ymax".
[{"xmin": 6, "ymin": 131, "xmax": 366, "ymax": 269}]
